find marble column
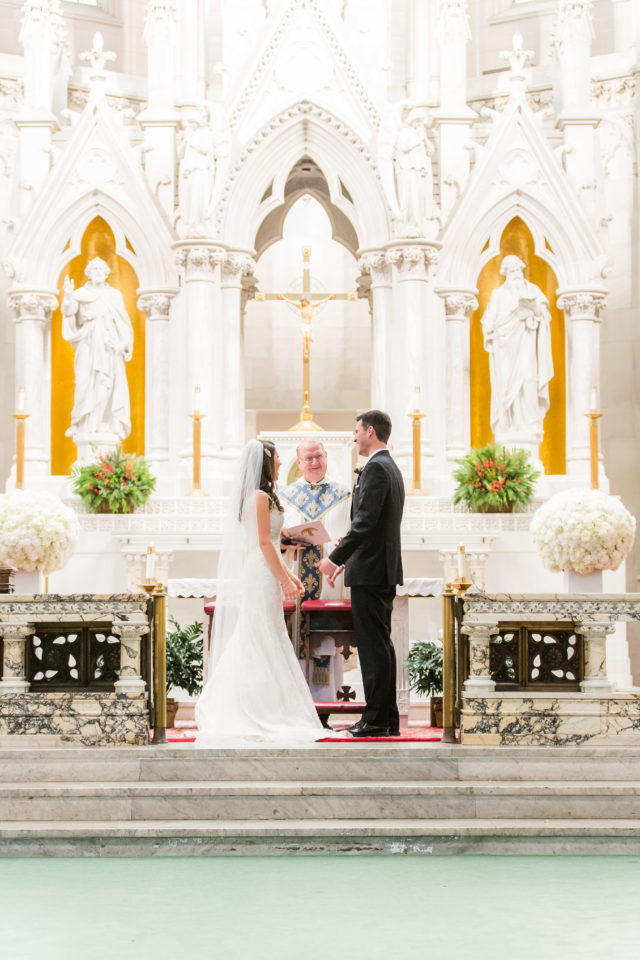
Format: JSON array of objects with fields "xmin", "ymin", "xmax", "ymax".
[
  {"xmin": 113, "ymin": 622, "xmax": 149, "ymax": 695},
  {"xmin": 461, "ymin": 621, "xmax": 498, "ymax": 695},
  {"xmin": 358, "ymin": 250, "xmax": 392, "ymax": 410},
  {"xmin": 575, "ymin": 622, "xmax": 616, "ymax": 694},
  {"xmin": 0, "ymin": 623, "xmax": 33, "ymax": 693},
  {"xmin": 220, "ymin": 251, "xmax": 255, "ymax": 460},
  {"xmin": 8, "ymin": 291, "xmax": 58, "ymax": 478},
  {"xmin": 557, "ymin": 290, "xmax": 606, "ymax": 479},
  {"xmin": 385, "ymin": 241, "xmax": 439, "ymax": 478},
  {"xmin": 437, "ymin": 290, "xmax": 477, "ymax": 463},
  {"xmin": 137, "ymin": 290, "xmax": 178, "ymax": 473},
  {"xmin": 174, "ymin": 241, "xmax": 226, "ymax": 490},
  {"xmin": 391, "ymin": 595, "xmax": 410, "ymax": 724}
]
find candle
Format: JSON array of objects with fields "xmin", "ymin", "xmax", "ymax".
[
  {"xmin": 17, "ymin": 387, "xmax": 25, "ymax": 413},
  {"xmin": 457, "ymin": 542, "xmax": 467, "ymax": 580},
  {"xmin": 413, "ymin": 385, "xmax": 421, "ymax": 412},
  {"xmin": 145, "ymin": 543, "xmax": 156, "ymax": 583},
  {"xmin": 590, "ymin": 386, "xmax": 598, "ymax": 413},
  {"xmin": 193, "ymin": 386, "xmax": 201, "ymax": 415}
]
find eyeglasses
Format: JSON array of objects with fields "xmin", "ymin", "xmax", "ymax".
[{"xmin": 301, "ymin": 455, "xmax": 326, "ymax": 464}]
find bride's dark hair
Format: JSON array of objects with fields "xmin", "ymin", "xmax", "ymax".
[{"xmin": 260, "ymin": 440, "xmax": 283, "ymax": 512}]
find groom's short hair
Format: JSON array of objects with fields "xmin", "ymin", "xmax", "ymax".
[{"xmin": 357, "ymin": 409, "xmax": 392, "ymax": 443}]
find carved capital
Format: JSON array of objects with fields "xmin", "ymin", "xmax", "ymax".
[
  {"xmin": 112, "ymin": 622, "xmax": 149, "ymax": 639},
  {"xmin": 358, "ymin": 252, "xmax": 391, "ymax": 286},
  {"xmin": 174, "ymin": 244, "xmax": 226, "ymax": 279},
  {"xmin": 137, "ymin": 291, "xmax": 176, "ymax": 318},
  {"xmin": 8, "ymin": 291, "xmax": 58, "ymax": 322},
  {"xmin": 573, "ymin": 622, "xmax": 616, "ymax": 638},
  {"xmin": 557, "ymin": 290, "xmax": 607, "ymax": 321},
  {"xmin": 460, "ymin": 622, "xmax": 498, "ymax": 639},
  {"xmin": 440, "ymin": 291, "xmax": 478, "ymax": 318},
  {"xmin": 386, "ymin": 244, "xmax": 439, "ymax": 280},
  {"xmin": 0, "ymin": 623, "xmax": 34, "ymax": 641},
  {"xmin": 221, "ymin": 252, "xmax": 255, "ymax": 285}
]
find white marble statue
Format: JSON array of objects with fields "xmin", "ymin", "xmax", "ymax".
[
  {"xmin": 61, "ymin": 257, "xmax": 133, "ymax": 446},
  {"xmin": 393, "ymin": 106, "xmax": 434, "ymax": 235},
  {"xmin": 481, "ymin": 255, "xmax": 554, "ymax": 443},
  {"xmin": 177, "ymin": 105, "xmax": 216, "ymax": 238}
]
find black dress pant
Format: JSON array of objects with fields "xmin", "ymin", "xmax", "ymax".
[{"xmin": 350, "ymin": 584, "xmax": 399, "ymax": 730}]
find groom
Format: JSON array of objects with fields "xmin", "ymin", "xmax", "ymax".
[{"xmin": 317, "ymin": 410, "xmax": 404, "ymax": 737}]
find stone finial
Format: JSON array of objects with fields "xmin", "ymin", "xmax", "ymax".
[
  {"xmin": 81, "ymin": 31, "xmax": 116, "ymax": 95},
  {"xmin": 500, "ymin": 32, "xmax": 534, "ymax": 102}
]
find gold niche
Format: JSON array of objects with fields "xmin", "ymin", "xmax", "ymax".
[
  {"xmin": 51, "ymin": 216, "xmax": 145, "ymax": 476},
  {"xmin": 469, "ymin": 217, "xmax": 566, "ymax": 475}
]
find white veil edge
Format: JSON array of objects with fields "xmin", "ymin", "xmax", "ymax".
[{"xmin": 205, "ymin": 439, "xmax": 264, "ymax": 676}]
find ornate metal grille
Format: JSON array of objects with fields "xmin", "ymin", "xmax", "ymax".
[
  {"xmin": 489, "ymin": 623, "xmax": 583, "ymax": 690},
  {"xmin": 28, "ymin": 624, "xmax": 121, "ymax": 689}
]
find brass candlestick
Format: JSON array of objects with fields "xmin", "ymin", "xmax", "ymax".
[
  {"xmin": 586, "ymin": 392, "xmax": 602, "ymax": 490},
  {"xmin": 441, "ymin": 581, "xmax": 457, "ymax": 744},
  {"xmin": 407, "ymin": 387, "xmax": 425, "ymax": 495},
  {"xmin": 188, "ymin": 388, "xmax": 206, "ymax": 496},
  {"xmin": 137, "ymin": 579, "xmax": 168, "ymax": 745},
  {"xmin": 13, "ymin": 411, "xmax": 29, "ymax": 490},
  {"xmin": 441, "ymin": 575, "xmax": 473, "ymax": 744}
]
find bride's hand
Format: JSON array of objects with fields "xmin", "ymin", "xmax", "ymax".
[{"xmin": 280, "ymin": 576, "xmax": 302, "ymax": 601}]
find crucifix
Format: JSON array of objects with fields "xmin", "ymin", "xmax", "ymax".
[{"xmin": 255, "ymin": 245, "xmax": 357, "ymax": 431}]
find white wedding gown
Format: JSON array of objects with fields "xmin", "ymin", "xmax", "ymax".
[{"xmin": 196, "ymin": 506, "xmax": 326, "ymax": 743}]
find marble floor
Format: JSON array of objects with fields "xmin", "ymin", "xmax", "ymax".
[{"xmin": 2, "ymin": 855, "xmax": 640, "ymax": 959}]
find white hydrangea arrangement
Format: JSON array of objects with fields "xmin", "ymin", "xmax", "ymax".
[
  {"xmin": 0, "ymin": 491, "xmax": 80, "ymax": 574},
  {"xmin": 530, "ymin": 488, "xmax": 636, "ymax": 576}
]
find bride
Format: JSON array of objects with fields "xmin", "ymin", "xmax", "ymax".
[{"xmin": 196, "ymin": 438, "xmax": 327, "ymax": 743}]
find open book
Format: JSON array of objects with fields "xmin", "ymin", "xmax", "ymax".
[{"xmin": 281, "ymin": 520, "xmax": 331, "ymax": 546}]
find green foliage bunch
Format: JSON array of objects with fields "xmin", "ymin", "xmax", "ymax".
[
  {"xmin": 405, "ymin": 641, "xmax": 443, "ymax": 698},
  {"xmin": 166, "ymin": 616, "xmax": 204, "ymax": 697},
  {"xmin": 452, "ymin": 443, "xmax": 539, "ymax": 512},
  {"xmin": 72, "ymin": 446, "xmax": 156, "ymax": 513}
]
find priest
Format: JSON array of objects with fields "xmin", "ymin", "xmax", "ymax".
[{"xmin": 280, "ymin": 440, "xmax": 351, "ymax": 700}]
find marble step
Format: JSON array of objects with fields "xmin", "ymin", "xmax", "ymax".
[
  {"xmin": 5, "ymin": 744, "xmax": 640, "ymax": 784},
  {"xmin": 2, "ymin": 818, "xmax": 640, "ymax": 856},
  {"xmin": 3, "ymin": 779, "xmax": 640, "ymax": 821}
]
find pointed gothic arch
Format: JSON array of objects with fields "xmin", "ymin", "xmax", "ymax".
[{"xmin": 220, "ymin": 101, "xmax": 391, "ymax": 252}]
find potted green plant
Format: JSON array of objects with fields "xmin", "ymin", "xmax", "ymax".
[
  {"xmin": 452, "ymin": 442, "xmax": 539, "ymax": 513},
  {"xmin": 72, "ymin": 446, "xmax": 156, "ymax": 514},
  {"xmin": 165, "ymin": 616, "xmax": 204, "ymax": 728},
  {"xmin": 405, "ymin": 640, "xmax": 444, "ymax": 727}
]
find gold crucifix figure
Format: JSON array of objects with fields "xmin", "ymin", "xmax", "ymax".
[{"xmin": 255, "ymin": 246, "xmax": 357, "ymax": 431}]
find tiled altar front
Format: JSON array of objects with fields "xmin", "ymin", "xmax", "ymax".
[
  {"xmin": 0, "ymin": 595, "xmax": 151, "ymax": 746},
  {"xmin": 460, "ymin": 594, "xmax": 640, "ymax": 746}
]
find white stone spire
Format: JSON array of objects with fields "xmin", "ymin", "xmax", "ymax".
[
  {"xmin": 500, "ymin": 31, "xmax": 535, "ymax": 104},
  {"xmin": 553, "ymin": 0, "xmax": 594, "ymax": 115},
  {"xmin": 80, "ymin": 31, "xmax": 116, "ymax": 99}
]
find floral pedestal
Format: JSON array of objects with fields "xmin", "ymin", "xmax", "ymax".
[
  {"xmin": 564, "ymin": 571, "xmax": 603, "ymax": 593},
  {"xmin": 13, "ymin": 570, "xmax": 44, "ymax": 594}
]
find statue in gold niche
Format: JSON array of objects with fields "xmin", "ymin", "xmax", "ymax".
[
  {"xmin": 61, "ymin": 257, "xmax": 133, "ymax": 446},
  {"xmin": 481, "ymin": 255, "xmax": 554, "ymax": 443}
]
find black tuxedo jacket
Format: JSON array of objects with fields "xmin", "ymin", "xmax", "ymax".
[{"xmin": 329, "ymin": 449, "xmax": 404, "ymax": 587}]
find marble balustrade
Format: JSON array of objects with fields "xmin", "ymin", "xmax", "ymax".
[
  {"xmin": 0, "ymin": 594, "xmax": 151, "ymax": 745},
  {"xmin": 460, "ymin": 593, "xmax": 640, "ymax": 746}
]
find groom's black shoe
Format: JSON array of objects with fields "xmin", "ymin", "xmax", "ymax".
[
  {"xmin": 388, "ymin": 729, "xmax": 401, "ymax": 738},
  {"xmin": 348, "ymin": 720, "xmax": 390, "ymax": 738}
]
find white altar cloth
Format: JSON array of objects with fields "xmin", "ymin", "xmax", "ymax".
[{"xmin": 168, "ymin": 577, "xmax": 444, "ymax": 599}]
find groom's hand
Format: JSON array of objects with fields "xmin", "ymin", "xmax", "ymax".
[{"xmin": 316, "ymin": 557, "xmax": 341, "ymax": 588}]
